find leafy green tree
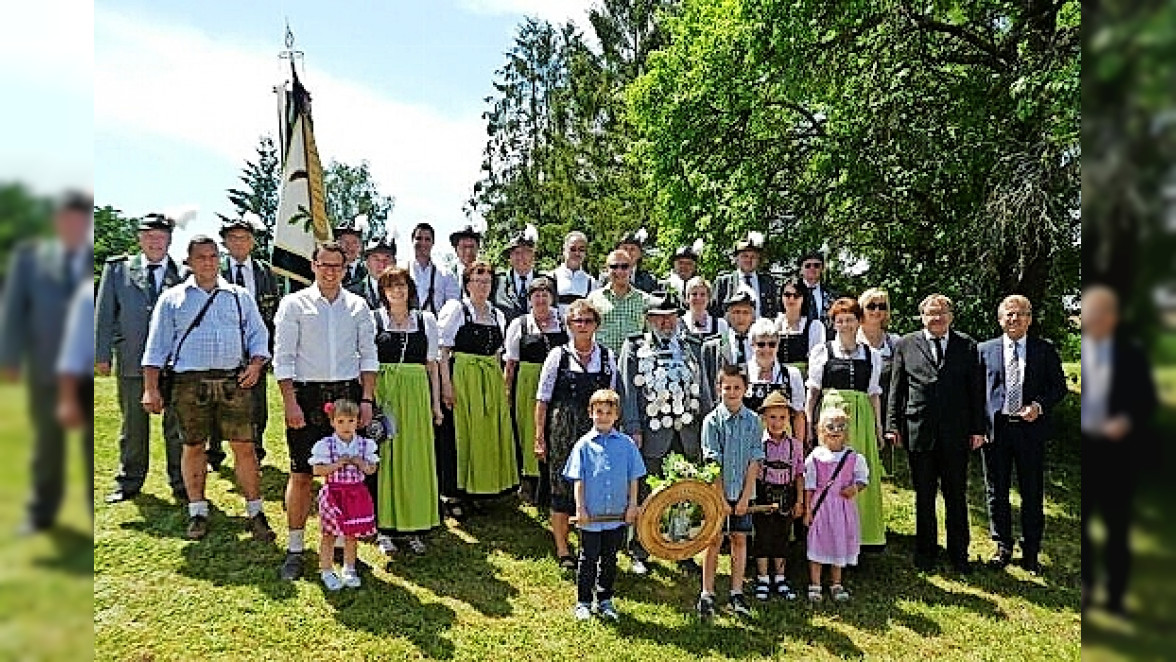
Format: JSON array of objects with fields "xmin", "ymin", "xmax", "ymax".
[
  {"xmin": 93, "ymin": 205, "xmax": 140, "ymax": 274},
  {"xmin": 0, "ymin": 183, "xmax": 51, "ymax": 281},
  {"xmin": 323, "ymin": 159, "xmax": 394, "ymax": 241}
]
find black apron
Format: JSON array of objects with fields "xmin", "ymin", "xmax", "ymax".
[
  {"xmin": 820, "ymin": 341, "xmax": 872, "ymax": 392},
  {"xmin": 545, "ymin": 345, "xmax": 614, "ymax": 505},
  {"xmin": 777, "ymin": 318, "xmax": 816, "ymax": 365},
  {"xmin": 744, "ymin": 364, "xmax": 795, "ymax": 413}
]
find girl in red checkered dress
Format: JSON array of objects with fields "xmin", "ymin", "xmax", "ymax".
[{"xmin": 310, "ymin": 399, "xmax": 379, "ymax": 590}]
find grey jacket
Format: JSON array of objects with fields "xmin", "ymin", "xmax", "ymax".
[{"xmin": 95, "ymin": 253, "xmax": 187, "ymax": 378}]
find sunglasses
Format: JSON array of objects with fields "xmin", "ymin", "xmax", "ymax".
[
  {"xmin": 569, "ymin": 318, "xmax": 596, "ymax": 325},
  {"xmin": 803, "ymin": 262, "xmax": 823, "ymax": 269},
  {"xmin": 608, "ymin": 263, "xmax": 632, "ymax": 270},
  {"xmin": 781, "ymin": 291, "xmax": 802, "ymax": 299},
  {"xmin": 754, "ymin": 341, "xmax": 778, "ymax": 348},
  {"xmin": 823, "ymin": 423, "xmax": 848, "ymax": 432},
  {"xmin": 865, "ymin": 302, "xmax": 889, "ymax": 311}
]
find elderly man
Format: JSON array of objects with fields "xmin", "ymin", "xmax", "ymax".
[
  {"xmin": 207, "ymin": 214, "xmax": 282, "ymax": 470},
  {"xmin": 273, "ymin": 241, "xmax": 378, "ymax": 580},
  {"xmin": 493, "ymin": 225, "xmax": 539, "ymax": 323},
  {"xmin": 798, "ymin": 251, "xmax": 838, "ymax": 338},
  {"xmin": 618, "ymin": 290, "xmax": 709, "ymax": 574},
  {"xmin": 347, "ymin": 235, "xmax": 397, "ymax": 310},
  {"xmin": 95, "ymin": 212, "xmax": 187, "ymax": 504},
  {"xmin": 978, "ymin": 295, "xmax": 1067, "ymax": 574},
  {"xmin": 665, "ymin": 239, "xmax": 703, "ymax": 299},
  {"xmin": 552, "ymin": 231, "xmax": 594, "ymax": 314},
  {"xmin": 448, "ymin": 223, "xmax": 482, "ymax": 283},
  {"xmin": 586, "ymin": 249, "xmax": 654, "ymax": 356},
  {"xmin": 141, "ymin": 235, "xmax": 274, "ymax": 541},
  {"xmin": 410, "ymin": 222, "xmax": 460, "ymax": 316},
  {"xmin": 1081, "ymin": 285, "xmax": 1157, "ymax": 615},
  {"xmin": 701, "ymin": 287, "xmax": 758, "ymax": 405},
  {"xmin": 710, "ymin": 232, "xmax": 779, "ymax": 320},
  {"xmin": 0, "ymin": 191, "xmax": 94, "ymax": 532},
  {"xmin": 887, "ymin": 294, "xmax": 986, "ymax": 573}
]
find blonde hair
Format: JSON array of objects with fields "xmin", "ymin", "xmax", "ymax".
[
  {"xmin": 817, "ymin": 407, "xmax": 848, "ymax": 447},
  {"xmin": 997, "ymin": 294, "xmax": 1032, "ymax": 317},
  {"xmin": 328, "ymin": 398, "xmax": 360, "ymax": 420},
  {"xmin": 684, "ymin": 276, "xmax": 712, "ymax": 298},
  {"xmin": 589, "ymin": 388, "xmax": 621, "ymax": 413},
  {"xmin": 859, "ymin": 287, "xmax": 892, "ymax": 325}
]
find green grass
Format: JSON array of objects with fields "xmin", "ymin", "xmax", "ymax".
[
  {"xmin": 0, "ymin": 385, "xmax": 93, "ymax": 661},
  {"xmin": 94, "ymin": 376, "xmax": 1081, "ymax": 661}
]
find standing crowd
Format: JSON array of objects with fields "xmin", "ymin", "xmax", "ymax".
[{"xmin": 87, "ymin": 211, "xmax": 1086, "ymax": 621}]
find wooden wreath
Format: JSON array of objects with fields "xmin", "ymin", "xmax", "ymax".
[{"xmin": 635, "ymin": 479, "xmax": 725, "ymax": 561}]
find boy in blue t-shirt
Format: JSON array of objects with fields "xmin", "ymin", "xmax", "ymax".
[
  {"xmin": 563, "ymin": 388, "xmax": 646, "ymax": 622},
  {"xmin": 698, "ymin": 364, "xmax": 764, "ymax": 619}
]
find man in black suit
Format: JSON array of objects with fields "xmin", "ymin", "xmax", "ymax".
[
  {"xmin": 209, "ymin": 214, "xmax": 282, "ymax": 468},
  {"xmin": 887, "ymin": 294, "xmax": 986, "ymax": 573},
  {"xmin": 493, "ymin": 225, "xmax": 538, "ymax": 324},
  {"xmin": 1081, "ymin": 285, "xmax": 1157, "ymax": 615},
  {"xmin": 977, "ymin": 295, "xmax": 1067, "ymax": 574},
  {"xmin": 346, "ymin": 235, "xmax": 397, "ymax": 310},
  {"xmin": 798, "ymin": 251, "xmax": 837, "ymax": 339},
  {"xmin": 708, "ymin": 231, "xmax": 779, "ymax": 321}
]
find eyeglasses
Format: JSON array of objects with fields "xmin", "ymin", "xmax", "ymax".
[
  {"xmin": 823, "ymin": 423, "xmax": 848, "ymax": 432},
  {"xmin": 316, "ymin": 262, "xmax": 345, "ymax": 270},
  {"xmin": 1002, "ymin": 310, "xmax": 1031, "ymax": 318},
  {"xmin": 608, "ymin": 263, "xmax": 632, "ymax": 270},
  {"xmin": 803, "ymin": 262, "xmax": 823, "ymax": 269},
  {"xmin": 568, "ymin": 247, "xmax": 587, "ymax": 253},
  {"xmin": 569, "ymin": 318, "xmax": 596, "ymax": 325},
  {"xmin": 865, "ymin": 302, "xmax": 889, "ymax": 311},
  {"xmin": 781, "ymin": 291, "xmax": 802, "ymax": 299},
  {"xmin": 754, "ymin": 341, "xmax": 778, "ymax": 348},
  {"xmin": 468, "ymin": 278, "xmax": 493, "ymax": 286}
]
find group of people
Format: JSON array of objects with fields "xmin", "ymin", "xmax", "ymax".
[{"xmin": 92, "ymin": 212, "xmax": 1078, "ymax": 619}]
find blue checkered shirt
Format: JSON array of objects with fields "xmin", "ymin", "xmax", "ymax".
[{"xmin": 142, "ymin": 277, "xmax": 270, "ymax": 372}]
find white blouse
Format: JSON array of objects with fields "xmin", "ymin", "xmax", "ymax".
[
  {"xmin": 775, "ymin": 314, "xmax": 826, "ymax": 356},
  {"xmin": 536, "ymin": 343, "xmax": 618, "ymax": 403},
  {"xmin": 805, "ymin": 341, "xmax": 883, "ymax": 396},
  {"xmin": 437, "ymin": 298, "xmax": 506, "ymax": 348},
  {"xmin": 504, "ymin": 312, "xmax": 565, "ymax": 361},
  {"xmin": 308, "ymin": 434, "xmax": 380, "ymax": 466},
  {"xmin": 856, "ymin": 329, "xmax": 900, "ymax": 359}
]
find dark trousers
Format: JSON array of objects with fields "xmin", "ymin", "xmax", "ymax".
[
  {"xmin": 1082, "ymin": 434, "xmax": 1135, "ymax": 609},
  {"xmin": 578, "ymin": 526, "xmax": 627, "ymax": 603},
  {"xmin": 207, "ymin": 371, "xmax": 268, "ymax": 466},
  {"xmin": 26, "ymin": 380, "xmax": 95, "ymax": 526},
  {"xmin": 981, "ymin": 417, "xmax": 1045, "ymax": 557},
  {"xmin": 114, "ymin": 375, "xmax": 184, "ymax": 494},
  {"xmin": 909, "ymin": 440, "xmax": 971, "ymax": 563}
]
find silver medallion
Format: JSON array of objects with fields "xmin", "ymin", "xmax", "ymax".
[
  {"xmin": 649, "ymin": 417, "xmax": 661, "ymax": 431},
  {"xmin": 646, "ymin": 403, "xmax": 660, "ymax": 417},
  {"xmin": 672, "ymin": 401, "xmax": 684, "ymax": 415},
  {"xmin": 634, "ymin": 374, "xmax": 646, "ymax": 387},
  {"xmin": 661, "ymin": 402, "xmax": 672, "ymax": 414},
  {"xmin": 681, "ymin": 412, "xmax": 694, "ymax": 425},
  {"xmin": 661, "ymin": 415, "xmax": 674, "ymax": 429},
  {"xmin": 674, "ymin": 420, "xmax": 684, "ymax": 431}
]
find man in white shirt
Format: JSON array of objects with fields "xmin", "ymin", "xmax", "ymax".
[
  {"xmin": 798, "ymin": 251, "xmax": 838, "ymax": 338},
  {"xmin": 410, "ymin": 222, "xmax": 460, "ymax": 316},
  {"xmin": 272, "ymin": 242, "xmax": 379, "ymax": 581},
  {"xmin": 552, "ymin": 231, "xmax": 593, "ymax": 314}
]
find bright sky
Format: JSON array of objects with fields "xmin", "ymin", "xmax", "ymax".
[{"xmin": 92, "ymin": 0, "xmax": 596, "ymax": 260}]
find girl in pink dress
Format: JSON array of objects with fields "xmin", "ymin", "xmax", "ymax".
[
  {"xmin": 310, "ymin": 399, "xmax": 379, "ymax": 591},
  {"xmin": 803, "ymin": 407, "xmax": 869, "ymax": 602}
]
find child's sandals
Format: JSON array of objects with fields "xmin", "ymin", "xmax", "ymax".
[
  {"xmin": 807, "ymin": 584, "xmax": 823, "ymax": 603},
  {"xmin": 754, "ymin": 578, "xmax": 771, "ymax": 601},
  {"xmin": 830, "ymin": 584, "xmax": 851, "ymax": 602},
  {"xmin": 776, "ymin": 581, "xmax": 797, "ymax": 600}
]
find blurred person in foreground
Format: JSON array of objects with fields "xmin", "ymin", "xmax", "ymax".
[
  {"xmin": 0, "ymin": 190, "xmax": 92, "ymax": 534},
  {"xmin": 56, "ymin": 278, "xmax": 95, "ymax": 518},
  {"xmin": 1081, "ymin": 284, "xmax": 1158, "ymax": 617}
]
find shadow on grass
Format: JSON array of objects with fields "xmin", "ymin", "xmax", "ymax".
[
  {"xmin": 32, "ymin": 526, "xmax": 94, "ymax": 576},
  {"xmin": 387, "ymin": 499, "xmax": 552, "ymax": 617},
  {"xmin": 323, "ymin": 575, "xmax": 458, "ymax": 660},
  {"xmin": 120, "ymin": 493, "xmax": 297, "ymax": 601}
]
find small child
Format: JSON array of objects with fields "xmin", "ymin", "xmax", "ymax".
[
  {"xmin": 309, "ymin": 399, "xmax": 380, "ymax": 591},
  {"xmin": 698, "ymin": 364, "xmax": 764, "ymax": 619},
  {"xmin": 803, "ymin": 407, "xmax": 869, "ymax": 603},
  {"xmin": 563, "ymin": 389, "xmax": 645, "ymax": 622},
  {"xmin": 752, "ymin": 390, "xmax": 806, "ymax": 601}
]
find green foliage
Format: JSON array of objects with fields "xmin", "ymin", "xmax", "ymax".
[
  {"xmin": 645, "ymin": 451, "xmax": 721, "ymax": 492},
  {"xmin": 630, "ymin": 0, "xmax": 1080, "ymax": 340},
  {"xmin": 323, "ymin": 159, "xmax": 395, "ymax": 241},
  {"xmin": 0, "ymin": 183, "xmax": 50, "ymax": 279},
  {"xmin": 93, "ymin": 205, "xmax": 140, "ymax": 273},
  {"xmin": 225, "ymin": 135, "xmax": 280, "ymax": 260}
]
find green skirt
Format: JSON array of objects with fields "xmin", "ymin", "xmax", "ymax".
[
  {"xmin": 376, "ymin": 363, "xmax": 440, "ymax": 533},
  {"xmin": 512, "ymin": 361, "xmax": 542, "ymax": 478},
  {"xmin": 821, "ymin": 388, "xmax": 885, "ymax": 546},
  {"xmin": 453, "ymin": 352, "xmax": 519, "ymax": 495}
]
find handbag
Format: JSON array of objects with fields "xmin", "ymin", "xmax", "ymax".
[
  {"xmin": 159, "ymin": 290, "xmax": 223, "ymax": 406},
  {"xmin": 363, "ymin": 404, "xmax": 397, "ymax": 446}
]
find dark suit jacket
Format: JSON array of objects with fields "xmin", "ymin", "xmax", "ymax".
[
  {"xmin": 803, "ymin": 282, "xmax": 838, "ymax": 339},
  {"xmin": 708, "ymin": 271, "xmax": 780, "ymax": 319},
  {"xmin": 978, "ymin": 335, "xmax": 1067, "ymax": 441},
  {"xmin": 0, "ymin": 240, "xmax": 91, "ymax": 385},
  {"xmin": 222, "ymin": 257, "xmax": 281, "ymax": 320},
  {"xmin": 887, "ymin": 329, "xmax": 986, "ymax": 453},
  {"xmin": 1106, "ymin": 335, "xmax": 1158, "ymax": 446},
  {"xmin": 492, "ymin": 270, "xmax": 536, "ymax": 324},
  {"xmin": 345, "ymin": 277, "xmax": 382, "ymax": 311}
]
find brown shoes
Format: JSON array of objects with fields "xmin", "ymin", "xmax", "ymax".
[
  {"xmin": 186, "ymin": 515, "xmax": 209, "ymax": 540},
  {"xmin": 250, "ymin": 512, "xmax": 276, "ymax": 543}
]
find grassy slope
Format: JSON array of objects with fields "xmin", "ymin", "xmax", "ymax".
[{"xmin": 94, "ymin": 376, "xmax": 1081, "ymax": 661}]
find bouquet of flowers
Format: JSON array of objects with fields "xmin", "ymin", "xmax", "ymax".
[{"xmin": 645, "ymin": 452, "xmax": 721, "ymax": 492}]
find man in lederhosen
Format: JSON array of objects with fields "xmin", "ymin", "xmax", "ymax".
[{"xmin": 618, "ymin": 290, "xmax": 711, "ymax": 574}]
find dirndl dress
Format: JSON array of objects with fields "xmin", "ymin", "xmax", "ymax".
[
  {"xmin": 317, "ymin": 436, "xmax": 378, "ymax": 538},
  {"xmin": 806, "ymin": 448, "xmax": 861, "ymax": 566},
  {"xmin": 512, "ymin": 315, "xmax": 568, "ymax": 480},
  {"xmin": 545, "ymin": 344, "xmax": 615, "ymax": 512}
]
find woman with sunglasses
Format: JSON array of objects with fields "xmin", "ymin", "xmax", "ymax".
[
  {"xmin": 534, "ymin": 299, "xmax": 618, "ymax": 570},
  {"xmin": 504, "ymin": 277, "xmax": 569, "ymax": 505},
  {"xmin": 681, "ymin": 276, "xmax": 729, "ymax": 342},
  {"xmin": 856, "ymin": 288, "xmax": 900, "ymax": 435},
  {"xmin": 805, "ymin": 298, "xmax": 887, "ymax": 552},
  {"xmin": 436, "ymin": 261, "xmax": 518, "ymax": 519},
  {"xmin": 744, "ymin": 319, "xmax": 808, "ymax": 447},
  {"xmin": 775, "ymin": 278, "xmax": 825, "ymax": 375}
]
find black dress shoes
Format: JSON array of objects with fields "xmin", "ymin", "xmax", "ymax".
[
  {"xmin": 104, "ymin": 489, "xmax": 140, "ymax": 504},
  {"xmin": 988, "ymin": 548, "xmax": 1013, "ymax": 568}
]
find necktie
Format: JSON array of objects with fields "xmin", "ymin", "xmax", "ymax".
[
  {"xmin": 64, "ymin": 249, "xmax": 77, "ymax": 286},
  {"xmin": 735, "ymin": 334, "xmax": 748, "ymax": 365},
  {"xmin": 234, "ymin": 263, "xmax": 247, "ymax": 288},
  {"xmin": 1006, "ymin": 342, "xmax": 1023, "ymax": 414},
  {"xmin": 146, "ymin": 264, "xmax": 161, "ymax": 300},
  {"xmin": 743, "ymin": 274, "xmax": 753, "ymax": 288},
  {"xmin": 932, "ymin": 336, "xmax": 944, "ymax": 367},
  {"xmin": 518, "ymin": 275, "xmax": 527, "ymax": 299}
]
